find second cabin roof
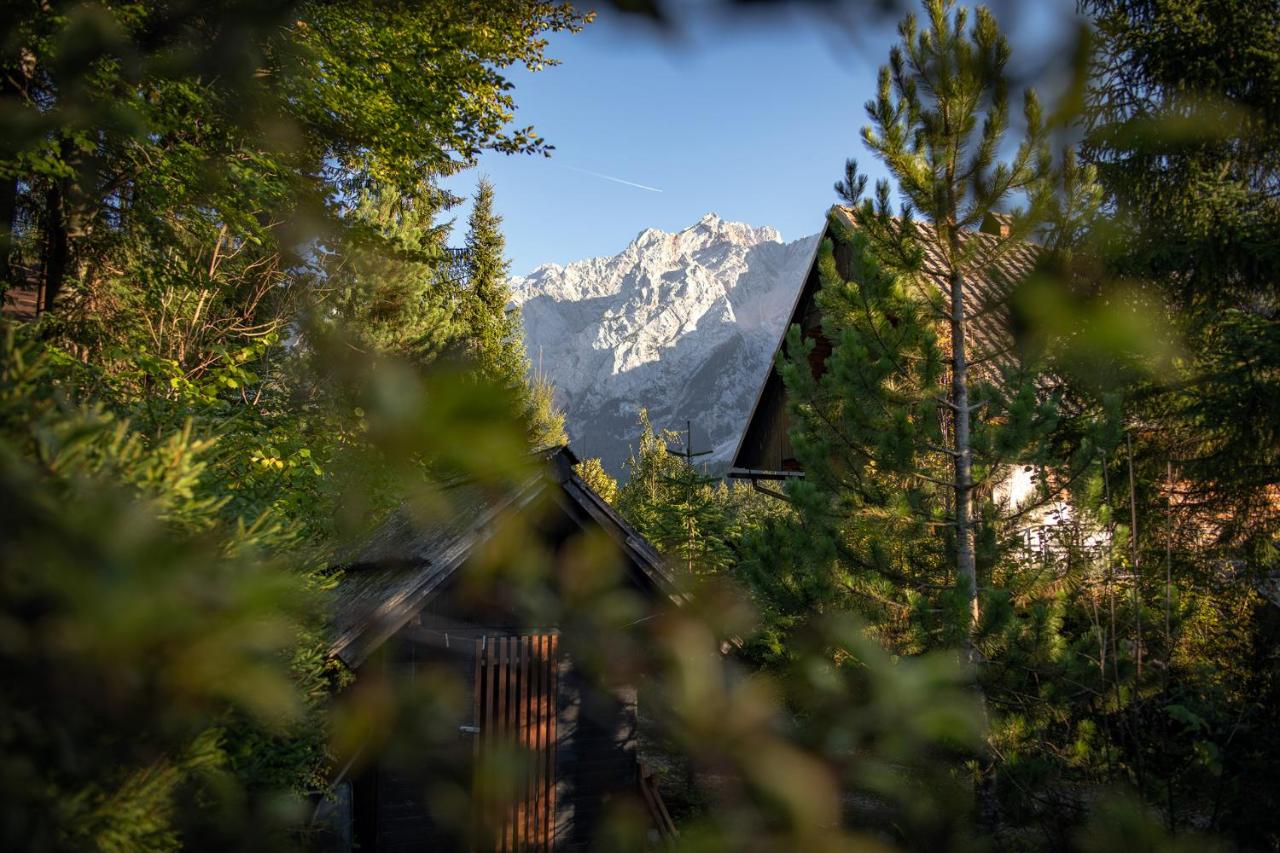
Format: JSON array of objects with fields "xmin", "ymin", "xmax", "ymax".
[{"xmin": 729, "ymin": 206, "xmax": 1043, "ymax": 478}]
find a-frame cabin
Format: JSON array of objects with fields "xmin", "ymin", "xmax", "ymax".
[{"xmin": 323, "ymin": 446, "xmax": 680, "ymax": 852}]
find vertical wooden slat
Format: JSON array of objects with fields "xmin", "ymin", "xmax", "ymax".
[
  {"xmin": 504, "ymin": 637, "xmax": 516, "ymax": 853},
  {"xmin": 509, "ymin": 636, "xmax": 520, "ymax": 853},
  {"xmin": 530, "ymin": 635, "xmax": 539, "ymax": 851},
  {"xmin": 529, "ymin": 635, "xmax": 538, "ymax": 850},
  {"xmin": 546, "ymin": 633, "xmax": 559, "ymax": 851},
  {"xmin": 529, "ymin": 635, "xmax": 538, "ymax": 851},
  {"xmin": 486, "ymin": 638, "xmax": 497, "ymax": 853},
  {"xmin": 529, "ymin": 635, "xmax": 545, "ymax": 845},
  {"xmin": 471, "ymin": 634, "xmax": 560, "ymax": 853},
  {"xmin": 492, "ymin": 638, "xmax": 503, "ymax": 853},
  {"xmin": 472, "ymin": 637, "xmax": 484, "ymax": 853},
  {"xmin": 533, "ymin": 635, "xmax": 542, "ymax": 853},
  {"xmin": 488, "ymin": 637, "xmax": 499, "ymax": 850},
  {"xmin": 510, "ymin": 637, "xmax": 520, "ymax": 853},
  {"xmin": 513, "ymin": 637, "xmax": 523, "ymax": 851},
  {"xmin": 477, "ymin": 638, "xmax": 486, "ymax": 853},
  {"xmin": 513, "ymin": 636, "xmax": 524, "ymax": 852},
  {"xmin": 518, "ymin": 635, "xmax": 529, "ymax": 851}
]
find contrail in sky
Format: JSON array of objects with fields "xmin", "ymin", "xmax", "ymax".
[{"xmin": 561, "ymin": 165, "xmax": 663, "ymax": 193}]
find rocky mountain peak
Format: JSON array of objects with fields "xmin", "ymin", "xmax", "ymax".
[{"xmin": 514, "ymin": 215, "xmax": 819, "ymax": 477}]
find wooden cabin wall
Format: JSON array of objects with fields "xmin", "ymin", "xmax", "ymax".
[
  {"xmin": 350, "ymin": 599, "xmax": 641, "ymax": 852},
  {"xmin": 555, "ymin": 665, "xmax": 638, "ymax": 850},
  {"xmin": 350, "ymin": 620, "xmax": 478, "ymax": 853},
  {"xmin": 738, "ymin": 216, "xmax": 934, "ymax": 474},
  {"xmin": 735, "ymin": 373, "xmax": 796, "ymax": 472},
  {"xmin": 736, "ymin": 249, "xmax": 855, "ymax": 474}
]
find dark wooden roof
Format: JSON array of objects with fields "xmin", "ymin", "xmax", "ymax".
[
  {"xmin": 328, "ymin": 445, "xmax": 678, "ymax": 668},
  {"xmin": 729, "ymin": 206, "xmax": 1042, "ymax": 479}
]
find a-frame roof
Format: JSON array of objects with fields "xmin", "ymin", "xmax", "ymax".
[
  {"xmin": 328, "ymin": 445, "xmax": 678, "ymax": 668},
  {"xmin": 728, "ymin": 206, "xmax": 1042, "ymax": 480}
]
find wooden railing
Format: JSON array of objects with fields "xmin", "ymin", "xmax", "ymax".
[{"xmin": 636, "ymin": 757, "xmax": 678, "ymax": 845}]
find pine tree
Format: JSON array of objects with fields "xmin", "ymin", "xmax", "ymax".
[
  {"xmin": 829, "ymin": 0, "xmax": 1056, "ymax": 650},
  {"xmin": 775, "ymin": 226, "xmax": 959, "ymax": 649},
  {"xmin": 772, "ymin": 0, "xmax": 1065, "ymax": 829}
]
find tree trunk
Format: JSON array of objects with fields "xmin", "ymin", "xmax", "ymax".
[
  {"xmin": 0, "ymin": 173, "xmax": 15, "ymax": 290},
  {"xmin": 42, "ymin": 178, "xmax": 69, "ymax": 313},
  {"xmin": 0, "ymin": 61, "xmax": 23, "ymax": 291},
  {"xmin": 949, "ymin": 267, "xmax": 979, "ymax": 635},
  {"xmin": 950, "ymin": 262, "xmax": 1000, "ymax": 836},
  {"xmin": 40, "ymin": 136, "xmax": 93, "ymax": 314}
]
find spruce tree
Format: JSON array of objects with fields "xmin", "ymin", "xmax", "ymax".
[
  {"xmin": 329, "ymin": 183, "xmax": 461, "ymax": 364},
  {"xmin": 462, "ymin": 178, "xmax": 566, "ymax": 447},
  {"xmin": 1071, "ymin": 1, "xmax": 1280, "ymax": 840},
  {"xmin": 463, "ymin": 178, "xmax": 527, "ymax": 387},
  {"xmin": 1082, "ymin": 0, "xmax": 1280, "ymax": 547}
]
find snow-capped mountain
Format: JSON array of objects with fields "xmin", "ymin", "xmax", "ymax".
[{"xmin": 512, "ymin": 213, "xmax": 819, "ymax": 477}]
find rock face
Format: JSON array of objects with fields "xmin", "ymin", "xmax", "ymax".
[{"xmin": 512, "ymin": 213, "xmax": 819, "ymax": 477}]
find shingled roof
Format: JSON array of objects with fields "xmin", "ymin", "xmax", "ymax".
[
  {"xmin": 729, "ymin": 206, "xmax": 1042, "ymax": 480},
  {"xmin": 328, "ymin": 445, "xmax": 678, "ymax": 668},
  {"xmin": 828, "ymin": 207, "xmax": 1042, "ymax": 380}
]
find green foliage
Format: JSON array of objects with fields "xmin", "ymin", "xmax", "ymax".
[
  {"xmin": 1081, "ymin": 0, "xmax": 1280, "ymax": 537},
  {"xmin": 526, "ymin": 373, "xmax": 568, "ymax": 448},
  {"xmin": 741, "ymin": 0, "xmax": 1164, "ymax": 843},
  {"xmin": 575, "ymin": 456, "xmax": 619, "ymax": 504},
  {"xmin": 4, "ymin": 0, "xmax": 1278, "ymax": 850},
  {"xmin": 0, "ymin": 0, "xmax": 587, "ymax": 361},
  {"xmin": 326, "ymin": 185, "xmax": 461, "ymax": 365},
  {"xmin": 459, "ymin": 177, "xmax": 568, "ymax": 448},
  {"xmin": 0, "ymin": 2, "xmax": 586, "ymax": 849},
  {"xmin": 462, "ymin": 178, "xmax": 523, "ymax": 384},
  {"xmin": 759, "ymin": 225, "xmax": 957, "ymax": 651},
  {"xmin": 615, "ymin": 411, "xmax": 737, "ymax": 578},
  {"xmin": 764, "ymin": 0, "xmax": 1066, "ymax": 655},
  {"xmin": 1056, "ymin": 0, "xmax": 1280, "ymax": 845},
  {"xmin": 813, "ymin": 1, "xmax": 1064, "ymax": 690},
  {"xmin": 0, "ymin": 326, "xmax": 328, "ymax": 851}
]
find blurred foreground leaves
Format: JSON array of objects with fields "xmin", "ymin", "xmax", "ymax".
[{"xmin": 1, "ymin": 0, "xmax": 1276, "ymax": 851}]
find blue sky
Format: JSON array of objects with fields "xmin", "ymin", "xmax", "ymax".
[{"xmin": 443, "ymin": 2, "xmax": 1081, "ymax": 276}]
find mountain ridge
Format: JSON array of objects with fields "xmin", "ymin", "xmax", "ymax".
[{"xmin": 513, "ymin": 212, "xmax": 819, "ymax": 477}]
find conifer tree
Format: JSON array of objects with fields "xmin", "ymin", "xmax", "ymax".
[
  {"xmin": 329, "ymin": 184, "xmax": 461, "ymax": 364},
  {"xmin": 574, "ymin": 457, "xmax": 618, "ymax": 504},
  {"xmin": 1067, "ymin": 1, "xmax": 1280, "ymax": 840},
  {"xmin": 821, "ymin": 0, "xmax": 1055, "ymax": 649},
  {"xmin": 615, "ymin": 411, "xmax": 734, "ymax": 578},
  {"xmin": 772, "ymin": 0, "xmax": 1065, "ymax": 827},
  {"xmin": 526, "ymin": 375, "xmax": 568, "ymax": 448},
  {"xmin": 462, "ymin": 178, "xmax": 527, "ymax": 387},
  {"xmin": 462, "ymin": 178, "xmax": 567, "ymax": 447}
]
